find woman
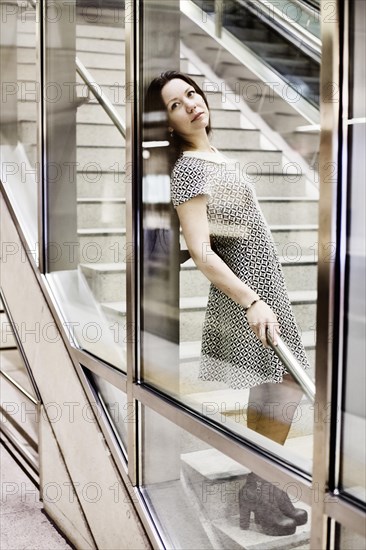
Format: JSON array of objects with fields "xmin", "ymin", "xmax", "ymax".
[{"xmin": 146, "ymin": 71, "xmax": 309, "ymax": 536}]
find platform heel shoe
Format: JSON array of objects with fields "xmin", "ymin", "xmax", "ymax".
[
  {"xmin": 274, "ymin": 486, "xmax": 308, "ymax": 526},
  {"xmin": 239, "ymin": 473, "xmax": 296, "ymax": 536}
]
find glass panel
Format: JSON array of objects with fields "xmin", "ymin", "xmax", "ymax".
[
  {"xmin": 337, "ymin": 525, "xmax": 366, "ymax": 550},
  {"xmin": 44, "ymin": 0, "xmax": 127, "ymax": 369},
  {"xmin": 0, "ymin": 348, "xmax": 37, "ymax": 401},
  {"xmin": 221, "ymin": 0, "xmax": 320, "ymax": 106},
  {"xmin": 141, "ymin": 0, "xmax": 316, "ymax": 473},
  {"xmin": 141, "ymin": 405, "xmax": 311, "ymax": 549},
  {"xmin": 87, "ymin": 371, "xmax": 128, "ymax": 455},
  {"xmin": 0, "ymin": 301, "xmax": 38, "ymax": 399},
  {"xmin": 341, "ymin": 0, "xmax": 366, "ymax": 503},
  {"xmin": 192, "ymin": 0, "xmax": 320, "ymax": 105},
  {"xmin": 0, "ymin": 0, "xmax": 38, "ymax": 257}
]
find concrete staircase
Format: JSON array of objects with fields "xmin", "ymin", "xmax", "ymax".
[{"xmin": 180, "ymin": 447, "xmax": 311, "ymax": 550}]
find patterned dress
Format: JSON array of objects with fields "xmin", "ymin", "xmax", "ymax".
[{"xmin": 171, "ymin": 149, "xmax": 310, "ymax": 389}]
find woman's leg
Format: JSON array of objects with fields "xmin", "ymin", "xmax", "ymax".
[
  {"xmin": 242, "ymin": 375, "xmax": 308, "ymax": 529},
  {"xmin": 247, "ymin": 374, "xmax": 304, "ymax": 445}
]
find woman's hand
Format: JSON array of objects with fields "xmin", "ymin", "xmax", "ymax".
[{"xmin": 245, "ymin": 300, "xmax": 280, "ymax": 348}]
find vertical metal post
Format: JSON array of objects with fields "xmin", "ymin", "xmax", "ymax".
[
  {"xmin": 311, "ymin": 0, "xmax": 341, "ymax": 547},
  {"xmin": 43, "ymin": 0, "xmax": 77, "ymax": 272},
  {"xmin": 38, "ymin": 0, "xmax": 46, "ymax": 273},
  {"xmin": 215, "ymin": 0, "xmax": 223, "ymax": 38},
  {"xmin": 125, "ymin": 0, "xmax": 138, "ymax": 487}
]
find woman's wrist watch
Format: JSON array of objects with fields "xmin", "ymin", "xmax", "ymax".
[{"xmin": 244, "ymin": 297, "xmax": 261, "ymax": 313}]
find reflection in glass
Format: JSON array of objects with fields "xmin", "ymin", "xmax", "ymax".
[
  {"xmin": 0, "ymin": 0, "xmax": 38, "ymax": 256},
  {"xmin": 192, "ymin": 0, "xmax": 320, "ymax": 106},
  {"xmin": 0, "ymin": 306, "xmax": 39, "ymax": 466},
  {"xmin": 87, "ymin": 372, "xmax": 128, "ymax": 454},
  {"xmin": 44, "ymin": 0, "xmax": 127, "ymax": 369},
  {"xmin": 341, "ymin": 0, "xmax": 366, "ymax": 503},
  {"xmin": 141, "ymin": 1, "xmax": 316, "ymax": 472},
  {"xmin": 141, "ymin": 405, "xmax": 310, "ymax": 549}
]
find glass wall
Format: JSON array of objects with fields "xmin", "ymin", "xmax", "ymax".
[
  {"xmin": 43, "ymin": 0, "xmax": 127, "ymax": 369},
  {"xmin": 0, "ymin": 0, "xmax": 38, "ymax": 256},
  {"xmin": 141, "ymin": 405, "xmax": 311, "ymax": 549},
  {"xmin": 140, "ymin": 0, "xmax": 316, "ymax": 473},
  {"xmin": 340, "ymin": 0, "xmax": 366, "ymax": 503},
  {"xmin": 87, "ymin": 371, "xmax": 128, "ymax": 455}
]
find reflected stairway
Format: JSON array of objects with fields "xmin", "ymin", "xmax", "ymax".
[{"xmin": 184, "ymin": 0, "xmax": 321, "ymax": 168}]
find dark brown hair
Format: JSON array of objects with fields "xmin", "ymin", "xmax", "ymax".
[{"xmin": 145, "ymin": 70, "xmax": 212, "ymax": 157}]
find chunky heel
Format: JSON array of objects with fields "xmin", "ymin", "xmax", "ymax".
[
  {"xmin": 239, "ymin": 474, "xmax": 296, "ymax": 536},
  {"xmin": 239, "ymin": 492, "xmax": 251, "ymax": 529}
]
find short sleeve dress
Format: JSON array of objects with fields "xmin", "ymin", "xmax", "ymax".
[{"xmin": 171, "ymin": 148, "xmax": 310, "ymax": 389}]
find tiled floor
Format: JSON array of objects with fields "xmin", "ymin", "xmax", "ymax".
[{"xmin": 0, "ymin": 444, "xmax": 72, "ymax": 550}]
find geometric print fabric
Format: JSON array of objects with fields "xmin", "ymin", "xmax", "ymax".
[{"xmin": 171, "ymin": 151, "xmax": 310, "ymax": 389}]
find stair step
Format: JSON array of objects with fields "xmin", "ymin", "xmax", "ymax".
[
  {"xmin": 178, "ymin": 292, "xmax": 316, "ymax": 341},
  {"xmin": 180, "ymin": 330, "xmax": 315, "ymax": 363},
  {"xmin": 78, "ymin": 224, "xmax": 318, "ymax": 266},
  {"xmin": 285, "ymin": 131, "xmax": 321, "ymax": 157},
  {"xmin": 102, "ymin": 291, "xmax": 316, "ymax": 340},
  {"xmin": 218, "ymin": 149, "xmax": 283, "ymax": 167},
  {"xmin": 17, "ymin": 63, "xmax": 36, "ymax": 82},
  {"xmin": 76, "ymin": 23, "xmax": 125, "ymax": 41},
  {"xmin": 77, "ymin": 172, "xmax": 126, "ymax": 199},
  {"xmin": 17, "ymin": 47, "xmax": 36, "ymax": 64},
  {"xmin": 80, "ymin": 247, "xmax": 317, "ymax": 301},
  {"xmin": 17, "ymin": 32, "xmax": 36, "ymax": 48},
  {"xmin": 179, "ymin": 255, "xmax": 317, "ymax": 297},
  {"xmin": 258, "ymin": 197, "xmax": 318, "ymax": 225},
  {"xmin": 77, "ymin": 146, "xmax": 126, "ymax": 169},
  {"xmin": 180, "ymin": 224, "xmax": 319, "ymax": 257},
  {"xmin": 76, "ymin": 37, "xmax": 125, "ymax": 54},
  {"xmin": 210, "ymin": 109, "xmax": 242, "ymax": 127},
  {"xmin": 211, "ymin": 128, "xmax": 261, "ymax": 148},
  {"xmin": 78, "ymin": 228, "xmax": 126, "ymax": 263},
  {"xmin": 77, "ymin": 102, "xmax": 126, "ymax": 124},
  {"xmin": 181, "ymin": 447, "xmax": 311, "ymax": 548},
  {"xmin": 269, "ymin": 225, "xmax": 318, "ymax": 255},
  {"xmin": 80, "ymin": 262, "xmax": 126, "ymax": 302},
  {"xmin": 253, "ymin": 173, "xmax": 311, "ymax": 197},
  {"xmin": 76, "ymin": 67, "xmax": 125, "ymax": 87},
  {"xmin": 0, "ymin": 313, "xmax": 17, "ymax": 350},
  {"xmin": 0, "ymin": 349, "xmax": 24, "ymax": 371},
  {"xmin": 77, "ymin": 198, "xmax": 125, "ymax": 229},
  {"xmin": 77, "ymin": 122, "xmax": 125, "ymax": 146},
  {"xmin": 182, "ymin": 448, "xmax": 250, "ymax": 481},
  {"xmin": 212, "ymin": 513, "xmax": 310, "ymax": 550}
]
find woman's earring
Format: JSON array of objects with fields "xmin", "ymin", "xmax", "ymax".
[{"xmin": 169, "ymin": 128, "xmax": 174, "ymax": 138}]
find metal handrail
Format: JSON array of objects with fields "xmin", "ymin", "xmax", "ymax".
[
  {"xmin": 27, "ymin": 0, "xmax": 126, "ymax": 139},
  {"xmin": 75, "ymin": 58, "xmax": 126, "ymax": 138},
  {"xmin": 266, "ymin": 330, "xmax": 316, "ymax": 403}
]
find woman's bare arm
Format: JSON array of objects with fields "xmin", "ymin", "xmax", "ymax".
[{"xmin": 176, "ymin": 195, "xmax": 280, "ymax": 346}]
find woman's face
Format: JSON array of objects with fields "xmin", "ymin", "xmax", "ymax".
[{"xmin": 161, "ymin": 78, "xmax": 209, "ymax": 140}]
